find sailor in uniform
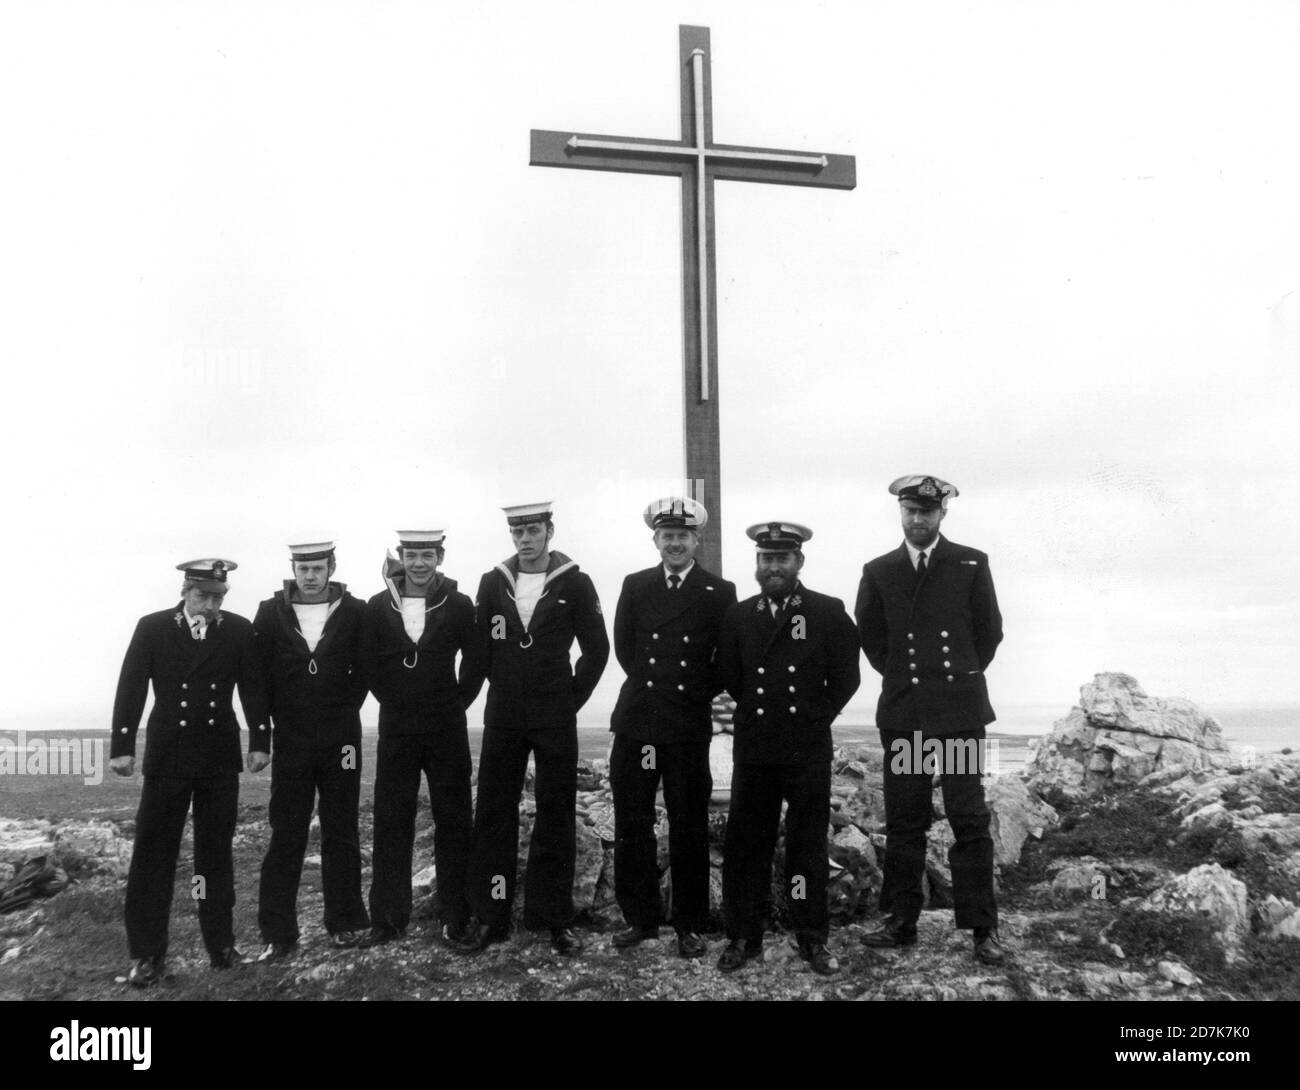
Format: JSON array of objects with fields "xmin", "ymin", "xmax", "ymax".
[
  {"xmin": 360, "ymin": 529, "xmax": 481, "ymax": 946},
  {"xmin": 608, "ymin": 496, "xmax": 736, "ymax": 958},
  {"xmin": 855, "ymin": 475, "xmax": 1006, "ymax": 964},
  {"xmin": 110, "ymin": 558, "xmax": 269, "ymax": 986},
  {"xmin": 715, "ymin": 523, "xmax": 860, "ymax": 975},
  {"xmin": 252, "ymin": 540, "xmax": 370, "ymax": 959},
  {"xmin": 455, "ymin": 501, "xmax": 609, "ymax": 957}
]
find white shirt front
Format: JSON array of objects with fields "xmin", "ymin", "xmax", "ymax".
[
  {"xmin": 292, "ymin": 602, "xmax": 330, "ymax": 652},
  {"xmin": 400, "ymin": 597, "xmax": 427, "ymax": 643},
  {"xmin": 663, "ymin": 561, "xmax": 694, "ymax": 589},
  {"xmin": 182, "ymin": 604, "xmax": 207, "ymax": 640},
  {"xmin": 514, "ymin": 571, "xmax": 547, "ymax": 630},
  {"xmin": 906, "ymin": 538, "xmax": 938, "ymax": 570}
]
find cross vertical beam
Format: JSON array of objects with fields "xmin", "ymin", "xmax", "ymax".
[{"xmin": 530, "ymin": 25, "xmax": 855, "ymax": 574}]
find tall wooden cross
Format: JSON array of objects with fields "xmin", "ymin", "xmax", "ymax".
[{"xmin": 530, "ymin": 25, "xmax": 855, "ymax": 574}]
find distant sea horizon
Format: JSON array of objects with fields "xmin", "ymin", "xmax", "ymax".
[{"xmin": 6, "ymin": 703, "xmax": 1295, "ymax": 777}]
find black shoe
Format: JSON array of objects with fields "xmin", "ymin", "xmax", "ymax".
[
  {"xmin": 550, "ymin": 927, "xmax": 583, "ymax": 957},
  {"xmin": 257, "ymin": 941, "xmax": 297, "ymax": 962},
  {"xmin": 128, "ymin": 956, "xmax": 163, "ymax": 988},
  {"xmin": 612, "ymin": 924, "xmax": 658, "ymax": 949},
  {"xmin": 676, "ymin": 931, "xmax": 707, "ymax": 959},
  {"xmin": 861, "ymin": 916, "xmax": 918, "ymax": 948},
  {"xmin": 716, "ymin": 938, "xmax": 763, "ymax": 973},
  {"xmin": 448, "ymin": 919, "xmax": 508, "ymax": 955},
  {"xmin": 209, "ymin": 946, "xmax": 245, "ymax": 970},
  {"xmin": 973, "ymin": 930, "xmax": 1006, "ymax": 965},
  {"xmin": 798, "ymin": 941, "xmax": 840, "ymax": 975},
  {"xmin": 366, "ymin": 924, "xmax": 405, "ymax": 946},
  {"xmin": 330, "ymin": 930, "xmax": 369, "ymax": 949}
]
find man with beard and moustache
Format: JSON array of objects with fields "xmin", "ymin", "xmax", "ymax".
[
  {"xmin": 251, "ymin": 541, "xmax": 370, "ymax": 960},
  {"xmin": 454, "ymin": 501, "xmax": 609, "ymax": 957},
  {"xmin": 855, "ymin": 475, "xmax": 1005, "ymax": 965},
  {"xmin": 607, "ymin": 497, "xmax": 736, "ymax": 959},
  {"xmin": 715, "ymin": 523, "xmax": 860, "ymax": 976},
  {"xmin": 110, "ymin": 559, "xmax": 269, "ymax": 987},
  {"xmin": 360, "ymin": 529, "xmax": 481, "ymax": 947}
]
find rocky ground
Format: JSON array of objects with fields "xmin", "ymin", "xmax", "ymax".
[{"xmin": 2, "ymin": 672, "xmax": 1297, "ymax": 1001}]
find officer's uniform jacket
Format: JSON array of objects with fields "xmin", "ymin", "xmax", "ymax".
[
  {"xmin": 718, "ymin": 583, "xmax": 861, "ymax": 765},
  {"xmin": 609, "ymin": 564, "xmax": 736, "ymax": 744},
  {"xmin": 360, "ymin": 563, "xmax": 480, "ymax": 734},
  {"xmin": 465, "ymin": 551, "xmax": 609, "ymax": 729},
  {"xmin": 855, "ymin": 534, "xmax": 1003, "ymax": 738},
  {"xmin": 111, "ymin": 605, "xmax": 269, "ymax": 776},
  {"xmin": 251, "ymin": 581, "xmax": 366, "ymax": 751}
]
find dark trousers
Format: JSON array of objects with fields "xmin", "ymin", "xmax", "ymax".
[
  {"xmin": 369, "ymin": 729, "xmax": 473, "ymax": 932},
  {"xmin": 878, "ymin": 728, "xmax": 997, "ymax": 930},
  {"xmin": 124, "ymin": 774, "xmax": 238, "ymax": 959},
  {"xmin": 258, "ymin": 738, "xmax": 368, "ymax": 943},
  {"xmin": 610, "ymin": 732, "xmax": 712, "ymax": 933},
  {"xmin": 466, "ymin": 720, "xmax": 577, "ymax": 931},
  {"xmin": 722, "ymin": 760, "xmax": 830, "ymax": 945}
]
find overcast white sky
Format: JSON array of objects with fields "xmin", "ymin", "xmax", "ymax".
[{"xmin": 2, "ymin": 0, "xmax": 1298, "ymax": 731}]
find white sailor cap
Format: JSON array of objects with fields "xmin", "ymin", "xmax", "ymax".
[
  {"xmin": 396, "ymin": 530, "xmax": 447, "ymax": 550},
  {"xmin": 502, "ymin": 501, "xmax": 553, "ymax": 527},
  {"xmin": 889, "ymin": 474, "xmax": 958, "ymax": 510},
  {"xmin": 746, "ymin": 522, "xmax": 813, "ymax": 552},
  {"xmin": 287, "ymin": 540, "xmax": 335, "ymax": 561},
  {"xmin": 643, "ymin": 496, "xmax": 708, "ymax": 531},
  {"xmin": 176, "ymin": 558, "xmax": 237, "ymax": 590}
]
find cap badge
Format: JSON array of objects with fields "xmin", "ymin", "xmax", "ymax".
[{"xmin": 919, "ymin": 479, "xmax": 938, "ymax": 498}]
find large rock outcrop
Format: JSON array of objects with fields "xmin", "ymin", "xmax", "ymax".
[{"xmin": 1025, "ymin": 673, "xmax": 1232, "ymax": 801}]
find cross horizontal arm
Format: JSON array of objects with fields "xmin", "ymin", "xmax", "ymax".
[{"xmin": 531, "ymin": 130, "xmax": 856, "ymax": 189}]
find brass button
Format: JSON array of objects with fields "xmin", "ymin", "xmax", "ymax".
[
  {"xmin": 682, "ymin": 635, "xmax": 690, "ymax": 643},
  {"xmin": 652, "ymin": 633, "xmax": 659, "ymax": 640},
  {"xmin": 908, "ymin": 649, "xmax": 915, "ymax": 657},
  {"xmin": 680, "ymin": 660, "xmax": 687, "ymax": 668},
  {"xmin": 179, "ymin": 720, "xmax": 187, "ymax": 726},
  {"xmin": 677, "ymin": 684, "xmax": 685, "ymax": 692},
  {"xmin": 909, "ymin": 664, "xmax": 917, "ymax": 671},
  {"xmin": 942, "ymin": 646, "xmax": 950, "ymax": 653},
  {"xmin": 907, "ymin": 633, "xmax": 913, "ymax": 640},
  {"xmin": 649, "ymin": 658, "xmax": 656, "ymax": 665},
  {"xmin": 910, "ymin": 678, "xmax": 918, "ymax": 686},
  {"xmin": 181, "ymin": 683, "xmax": 188, "ymax": 690},
  {"xmin": 787, "ymin": 666, "xmax": 795, "ymax": 673},
  {"xmin": 209, "ymin": 701, "xmax": 216, "ymax": 707},
  {"xmin": 208, "ymin": 718, "xmax": 215, "ymax": 725},
  {"xmin": 757, "ymin": 667, "xmax": 765, "ymax": 675},
  {"xmin": 788, "ymin": 706, "xmax": 796, "ymax": 713},
  {"xmin": 756, "ymin": 708, "xmax": 765, "ymax": 716},
  {"xmin": 944, "ymin": 661, "xmax": 951, "ymax": 668},
  {"xmin": 646, "ymin": 681, "xmax": 654, "ymax": 688},
  {"xmin": 120, "ymin": 728, "xmax": 127, "ymax": 734},
  {"xmin": 946, "ymin": 675, "xmax": 954, "ymax": 682},
  {"xmin": 180, "ymin": 701, "xmax": 188, "ymax": 707},
  {"xmin": 940, "ymin": 630, "xmax": 949, "ymax": 638},
  {"xmin": 210, "ymin": 683, "xmax": 217, "ymax": 690},
  {"xmin": 789, "ymin": 686, "xmax": 796, "ymax": 693}
]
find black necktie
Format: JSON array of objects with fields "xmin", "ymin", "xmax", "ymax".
[
  {"xmin": 668, "ymin": 573, "xmax": 680, "ymax": 591},
  {"xmin": 916, "ymin": 551, "xmax": 928, "ymax": 579}
]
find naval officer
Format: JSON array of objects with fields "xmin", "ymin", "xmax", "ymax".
[
  {"xmin": 456, "ymin": 501, "xmax": 609, "ymax": 957},
  {"xmin": 608, "ymin": 496, "xmax": 736, "ymax": 958},
  {"xmin": 251, "ymin": 540, "xmax": 370, "ymax": 959},
  {"xmin": 360, "ymin": 529, "xmax": 481, "ymax": 946},
  {"xmin": 715, "ymin": 523, "xmax": 860, "ymax": 975},
  {"xmin": 855, "ymin": 475, "xmax": 1005, "ymax": 964},
  {"xmin": 110, "ymin": 558, "xmax": 269, "ymax": 986}
]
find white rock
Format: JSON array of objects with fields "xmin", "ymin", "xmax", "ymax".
[
  {"xmin": 1157, "ymin": 960, "xmax": 1201, "ymax": 986},
  {"xmin": 1140, "ymin": 863, "xmax": 1249, "ymax": 961},
  {"xmin": 411, "ymin": 864, "xmax": 437, "ymax": 894}
]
